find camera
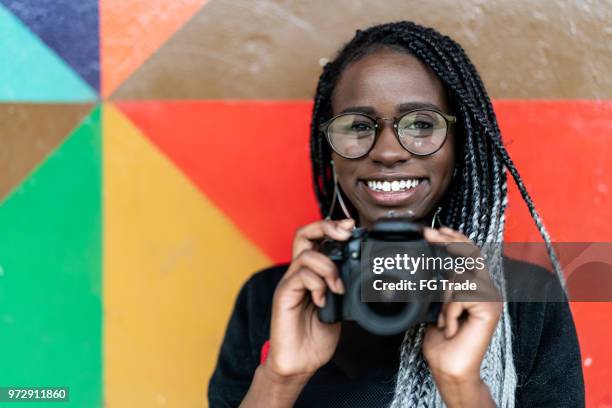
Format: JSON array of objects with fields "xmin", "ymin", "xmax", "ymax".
[{"xmin": 316, "ymin": 217, "xmax": 444, "ymax": 336}]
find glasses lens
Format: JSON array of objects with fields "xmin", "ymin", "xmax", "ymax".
[
  {"xmin": 327, "ymin": 114, "xmax": 376, "ymax": 158},
  {"xmin": 397, "ymin": 110, "xmax": 448, "ymax": 155}
]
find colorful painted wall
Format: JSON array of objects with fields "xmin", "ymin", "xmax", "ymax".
[{"xmin": 0, "ymin": 1, "xmax": 610, "ymax": 407}]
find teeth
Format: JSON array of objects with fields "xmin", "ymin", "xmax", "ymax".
[{"xmin": 366, "ymin": 179, "xmax": 422, "ymax": 192}]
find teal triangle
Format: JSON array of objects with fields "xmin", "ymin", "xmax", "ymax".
[
  {"xmin": 0, "ymin": 106, "xmax": 102, "ymax": 406},
  {"xmin": 0, "ymin": 4, "xmax": 96, "ymax": 101}
]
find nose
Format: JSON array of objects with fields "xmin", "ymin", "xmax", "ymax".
[{"xmin": 367, "ymin": 119, "xmax": 412, "ymax": 166}]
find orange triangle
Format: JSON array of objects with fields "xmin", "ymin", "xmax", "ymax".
[{"xmin": 100, "ymin": 0, "xmax": 208, "ymax": 97}]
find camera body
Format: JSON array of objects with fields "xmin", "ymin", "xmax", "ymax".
[{"xmin": 317, "ymin": 217, "xmax": 443, "ymax": 335}]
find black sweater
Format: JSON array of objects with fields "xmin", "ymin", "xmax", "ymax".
[{"xmin": 208, "ymin": 257, "xmax": 585, "ymax": 407}]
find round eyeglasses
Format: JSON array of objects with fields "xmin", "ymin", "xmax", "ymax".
[{"xmin": 318, "ymin": 109, "xmax": 456, "ymax": 159}]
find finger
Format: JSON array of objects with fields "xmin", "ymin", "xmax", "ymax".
[
  {"xmin": 298, "ymin": 268, "xmax": 329, "ymax": 308},
  {"xmin": 291, "ymin": 250, "xmax": 344, "ymax": 294},
  {"xmin": 281, "ymin": 268, "xmax": 328, "ymax": 308},
  {"xmin": 424, "ymin": 228, "xmax": 485, "ymax": 269},
  {"xmin": 472, "ymin": 273, "xmax": 502, "ymax": 302},
  {"xmin": 423, "ymin": 227, "xmax": 461, "ymax": 245},
  {"xmin": 423, "ymin": 227, "xmax": 444, "ymax": 241},
  {"xmin": 462, "ymin": 258, "xmax": 499, "ymax": 301},
  {"xmin": 292, "ymin": 219, "xmax": 355, "ymax": 259},
  {"xmin": 437, "ymin": 229, "xmax": 481, "ymax": 259},
  {"xmin": 338, "ymin": 218, "xmax": 356, "ymax": 230},
  {"xmin": 439, "ymin": 226, "xmax": 466, "ymax": 238},
  {"xmin": 455, "ymin": 301, "xmax": 502, "ymax": 334},
  {"xmin": 424, "ymin": 227, "xmax": 472, "ymax": 244},
  {"xmin": 437, "ymin": 306, "xmax": 445, "ymax": 329},
  {"xmin": 446, "ymin": 242, "xmax": 482, "ymax": 259},
  {"xmin": 442, "ymin": 285, "xmax": 454, "ymax": 303},
  {"xmin": 301, "ymin": 219, "xmax": 355, "ymax": 240},
  {"xmin": 438, "ymin": 301, "xmax": 449, "ymax": 329},
  {"xmin": 444, "ymin": 302, "xmax": 465, "ymax": 338},
  {"xmin": 437, "ymin": 282, "xmax": 455, "ymax": 323}
]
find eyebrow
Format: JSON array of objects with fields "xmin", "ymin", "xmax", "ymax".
[{"xmin": 339, "ymin": 102, "xmax": 443, "ymax": 115}]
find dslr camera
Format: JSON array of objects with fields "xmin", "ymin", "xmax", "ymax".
[{"xmin": 317, "ymin": 217, "xmax": 444, "ymax": 335}]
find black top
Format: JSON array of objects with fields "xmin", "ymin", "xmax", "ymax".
[{"xmin": 208, "ymin": 257, "xmax": 585, "ymax": 407}]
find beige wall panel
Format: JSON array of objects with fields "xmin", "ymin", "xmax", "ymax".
[{"xmin": 113, "ymin": 0, "xmax": 611, "ymax": 100}]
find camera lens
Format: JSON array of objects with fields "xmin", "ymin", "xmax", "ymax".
[{"xmin": 347, "ymin": 270, "xmax": 428, "ymax": 335}]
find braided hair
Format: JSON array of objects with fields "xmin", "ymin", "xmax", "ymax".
[{"xmin": 308, "ymin": 21, "xmax": 564, "ymax": 408}]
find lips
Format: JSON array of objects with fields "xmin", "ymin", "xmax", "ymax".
[{"xmin": 359, "ymin": 176, "xmax": 428, "ymax": 206}]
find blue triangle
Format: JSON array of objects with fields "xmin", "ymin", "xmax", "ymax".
[
  {"xmin": 0, "ymin": 0, "xmax": 99, "ymax": 91},
  {"xmin": 0, "ymin": 4, "xmax": 96, "ymax": 101}
]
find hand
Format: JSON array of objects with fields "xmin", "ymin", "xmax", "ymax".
[
  {"xmin": 421, "ymin": 227, "xmax": 501, "ymax": 406},
  {"xmin": 263, "ymin": 218, "xmax": 355, "ymax": 380}
]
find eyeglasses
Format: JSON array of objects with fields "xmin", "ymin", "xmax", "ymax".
[{"xmin": 319, "ymin": 109, "xmax": 456, "ymax": 159}]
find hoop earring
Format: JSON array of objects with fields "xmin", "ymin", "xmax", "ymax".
[
  {"xmin": 429, "ymin": 167, "xmax": 456, "ymax": 228},
  {"xmin": 326, "ymin": 160, "xmax": 353, "ymax": 221},
  {"xmin": 431, "ymin": 206, "xmax": 443, "ymax": 229}
]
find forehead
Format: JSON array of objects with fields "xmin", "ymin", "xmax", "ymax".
[{"xmin": 331, "ymin": 49, "xmax": 449, "ymax": 114}]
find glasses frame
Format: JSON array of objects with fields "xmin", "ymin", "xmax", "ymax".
[{"xmin": 318, "ymin": 108, "xmax": 457, "ymax": 159}]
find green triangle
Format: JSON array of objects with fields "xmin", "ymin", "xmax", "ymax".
[
  {"xmin": 0, "ymin": 106, "xmax": 102, "ymax": 406},
  {"xmin": 0, "ymin": 4, "xmax": 96, "ymax": 101}
]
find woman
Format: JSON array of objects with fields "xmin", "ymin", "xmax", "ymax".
[{"xmin": 209, "ymin": 21, "xmax": 584, "ymax": 407}]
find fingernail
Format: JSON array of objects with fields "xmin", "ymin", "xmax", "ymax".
[
  {"xmin": 339, "ymin": 219, "xmax": 355, "ymax": 230},
  {"xmin": 319, "ymin": 296, "xmax": 326, "ymax": 307},
  {"xmin": 335, "ymin": 278, "xmax": 345, "ymax": 294}
]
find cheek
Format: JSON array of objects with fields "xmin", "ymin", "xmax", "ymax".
[
  {"xmin": 440, "ymin": 132, "xmax": 456, "ymax": 172},
  {"xmin": 331, "ymin": 155, "xmax": 360, "ymax": 191},
  {"xmin": 332, "ymin": 159, "xmax": 370, "ymax": 212},
  {"xmin": 429, "ymin": 144, "xmax": 455, "ymax": 189}
]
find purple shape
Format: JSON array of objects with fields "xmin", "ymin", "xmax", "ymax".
[{"xmin": 1, "ymin": 0, "xmax": 99, "ymax": 91}]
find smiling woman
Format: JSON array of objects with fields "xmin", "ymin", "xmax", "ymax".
[
  {"xmin": 328, "ymin": 50, "xmax": 456, "ymax": 226},
  {"xmin": 208, "ymin": 21, "xmax": 584, "ymax": 408}
]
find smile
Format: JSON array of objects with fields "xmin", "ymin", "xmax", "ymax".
[
  {"xmin": 359, "ymin": 177, "xmax": 428, "ymax": 207},
  {"xmin": 365, "ymin": 179, "xmax": 423, "ymax": 192}
]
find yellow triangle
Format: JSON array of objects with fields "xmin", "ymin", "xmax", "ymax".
[{"xmin": 103, "ymin": 103, "xmax": 271, "ymax": 407}]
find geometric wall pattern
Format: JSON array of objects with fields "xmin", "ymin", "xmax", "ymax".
[{"xmin": 0, "ymin": 1, "xmax": 610, "ymax": 406}]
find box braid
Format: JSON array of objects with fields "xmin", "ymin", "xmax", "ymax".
[{"xmin": 308, "ymin": 21, "xmax": 565, "ymax": 408}]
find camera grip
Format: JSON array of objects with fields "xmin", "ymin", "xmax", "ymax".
[{"xmin": 317, "ymin": 288, "xmax": 341, "ymax": 323}]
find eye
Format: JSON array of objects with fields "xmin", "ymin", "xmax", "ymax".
[
  {"xmin": 351, "ymin": 121, "xmax": 375, "ymax": 132},
  {"xmin": 399, "ymin": 112, "xmax": 441, "ymax": 137},
  {"xmin": 408, "ymin": 121, "xmax": 433, "ymax": 130}
]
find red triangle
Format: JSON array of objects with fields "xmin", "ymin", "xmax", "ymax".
[{"xmin": 116, "ymin": 100, "xmax": 321, "ymax": 263}]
